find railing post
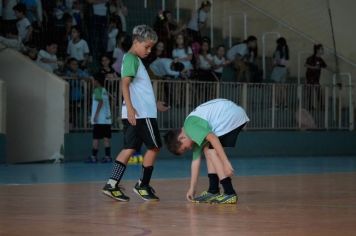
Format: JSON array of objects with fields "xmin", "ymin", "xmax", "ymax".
[
  {"xmin": 185, "ymin": 81, "xmax": 190, "ymax": 116},
  {"xmin": 271, "ymin": 84, "xmax": 275, "ymax": 128},
  {"xmin": 324, "ymin": 86, "xmax": 329, "ymax": 129},
  {"xmin": 242, "ymin": 83, "xmax": 248, "ymax": 110},
  {"xmin": 216, "ymin": 81, "xmax": 220, "ymax": 98},
  {"xmin": 176, "ymin": 0, "xmax": 180, "ymax": 23},
  {"xmin": 349, "ymin": 76, "xmax": 354, "ymax": 130},
  {"xmin": 298, "ymin": 84, "xmax": 302, "ymax": 129}
]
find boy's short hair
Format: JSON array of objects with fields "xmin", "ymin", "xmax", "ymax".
[
  {"xmin": 132, "ymin": 25, "xmax": 158, "ymax": 43},
  {"xmin": 171, "ymin": 62, "xmax": 184, "ymax": 72},
  {"xmin": 94, "ymin": 73, "xmax": 106, "ymax": 86},
  {"xmin": 13, "ymin": 3, "xmax": 27, "ymax": 14},
  {"xmin": 163, "ymin": 129, "xmax": 182, "ymax": 155}
]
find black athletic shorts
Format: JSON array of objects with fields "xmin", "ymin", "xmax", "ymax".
[
  {"xmin": 93, "ymin": 124, "xmax": 112, "ymax": 139},
  {"xmin": 122, "ymin": 118, "xmax": 162, "ymax": 150},
  {"xmin": 209, "ymin": 123, "xmax": 246, "ymax": 149}
]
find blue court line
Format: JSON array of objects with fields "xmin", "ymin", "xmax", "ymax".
[{"xmin": 0, "ymin": 156, "xmax": 355, "ymax": 185}]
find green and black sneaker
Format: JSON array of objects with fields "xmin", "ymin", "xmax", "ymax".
[
  {"xmin": 193, "ymin": 191, "xmax": 220, "ymax": 203},
  {"xmin": 102, "ymin": 184, "xmax": 130, "ymax": 202},
  {"xmin": 133, "ymin": 180, "xmax": 159, "ymax": 201},
  {"xmin": 210, "ymin": 193, "xmax": 238, "ymax": 204}
]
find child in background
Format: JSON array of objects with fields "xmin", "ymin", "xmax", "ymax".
[
  {"xmin": 13, "ymin": 3, "xmax": 33, "ymax": 44},
  {"xmin": 112, "ymin": 33, "xmax": 128, "ymax": 76},
  {"xmin": 99, "ymin": 54, "xmax": 117, "ymax": 80},
  {"xmin": 213, "ymin": 45, "xmax": 229, "ymax": 79},
  {"xmin": 87, "ymin": 73, "xmax": 113, "ymax": 163},
  {"xmin": 164, "ymin": 99, "xmax": 249, "ymax": 204},
  {"xmin": 102, "ymin": 25, "xmax": 169, "ymax": 202},
  {"xmin": 66, "ymin": 26, "xmax": 90, "ymax": 68},
  {"xmin": 197, "ymin": 37, "xmax": 216, "ymax": 81},
  {"xmin": 107, "ymin": 17, "xmax": 119, "ymax": 55},
  {"xmin": 172, "ymin": 33, "xmax": 193, "ymax": 75},
  {"xmin": 36, "ymin": 41, "xmax": 59, "ymax": 73}
]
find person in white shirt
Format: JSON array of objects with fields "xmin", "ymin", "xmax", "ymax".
[
  {"xmin": 13, "ymin": 3, "xmax": 33, "ymax": 43},
  {"xmin": 187, "ymin": 1, "xmax": 211, "ymax": 42},
  {"xmin": 36, "ymin": 41, "xmax": 59, "ymax": 73},
  {"xmin": 172, "ymin": 33, "xmax": 193, "ymax": 72},
  {"xmin": 213, "ymin": 45, "xmax": 230, "ymax": 79},
  {"xmin": 197, "ymin": 38, "xmax": 216, "ymax": 81},
  {"xmin": 149, "ymin": 58, "xmax": 184, "ymax": 79},
  {"xmin": 107, "ymin": 18, "xmax": 119, "ymax": 53},
  {"xmin": 0, "ymin": 28, "xmax": 25, "ymax": 51},
  {"xmin": 66, "ymin": 26, "xmax": 90, "ymax": 67}
]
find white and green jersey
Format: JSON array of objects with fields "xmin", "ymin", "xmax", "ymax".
[
  {"xmin": 91, "ymin": 87, "xmax": 112, "ymax": 125},
  {"xmin": 121, "ymin": 52, "xmax": 157, "ymax": 119},
  {"xmin": 183, "ymin": 98, "xmax": 249, "ymax": 159}
]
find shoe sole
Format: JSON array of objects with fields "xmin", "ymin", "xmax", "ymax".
[
  {"xmin": 102, "ymin": 190, "xmax": 130, "ymax": 202},
  {"xmin": 132, "ymin": 188, "xmax": 160, "ymax": 202}
]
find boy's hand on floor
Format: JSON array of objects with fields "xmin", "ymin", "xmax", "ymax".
[{"xmin": 186, "ymin": 187, "xmax": 196, "ymax": 202}]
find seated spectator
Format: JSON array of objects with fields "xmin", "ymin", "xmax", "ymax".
[
  {"xmin": 0, "ymin": 28, "xmax": 25, "ymax": 51},
  {"xmin": 66, "ymin": 26, "xmax": 89, "ymax": 68},
  {"xmin": 99, "ymin": 54, "xmax": 117, "ymax": 80},
  {"xmin": 13, "ymin": 3, "xmax": 33, "ymax": 44},
  {"xmin": 64, "ymin": 57, "xmax": 91, "ymax": 80},
  {"xmin": 143, "ymin": 41, "xmax": 167, "ymax": 68},
  {"xmin": 197, "ymin": 37, "xmax": 216, "ymax": 81},
  {"xmin": 213, "ymin": 45, "xmax": 230, "ymax": 79},
  {"xmin": 227, "ymin": 35, "xmax": 260, "ymax": 82},
  {"xmin": 149, "ymin": 58, "xmax": 185, "ymax": 79},
  {"xmin": 36, "ymin": 40, "xmax": 60, "ymax": 73},
  {"xmin": 172, "ymin": 33, "xmax": 193, "ymax": 74}
]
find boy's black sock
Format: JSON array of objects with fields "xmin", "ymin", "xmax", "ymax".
[
  {"xmin": 220, "ymin": 177, "xmax": 236, "ymax": 195},
  {"xmin": 105, "ymin": 147, "xmax": 111, "ymax": 157},
  {"xmin": 140, "ymin": 165, "xmax": 154, "ymax": 187},
  {"xmin": 207, "ymin": 173, "xmax": 219, "ymax": 194},
  {"xmin": 92, "ymin": 148, "xmax": 98, "ymax": 157},
  {"xmin": 108, "ymin": 160, "xmax": 126, "ymax": 187}
]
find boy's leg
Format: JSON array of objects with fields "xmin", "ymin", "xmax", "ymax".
[
  {"xmin": 133, "ymin": 118, "xmax": 162, "ymax": 201},
  {"xmin": 192, "ymin": 156, "xmax": 221, "ymax": 203},
  {"xmin": 101, "ymin": 137, "xmax": 112, "ymax": 163},
  {"xmin": 102, "ymin": 148, "xmax": 136, "ymax": 201},
  {"xmin": 205, "ymin": 149, "xmax": 237, "ymax": 204}
]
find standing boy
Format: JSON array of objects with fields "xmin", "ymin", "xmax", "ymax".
[
  {"xmin": 102, "ymin": 25, "xmax": 168, "ymax": 202},
  {"xmin": 164, "ymin": 99, "xmax": 249, "ymax": 204},
  {"xmin": 87, "ymin": 73, "xmax": 112, "ymax": 163}
]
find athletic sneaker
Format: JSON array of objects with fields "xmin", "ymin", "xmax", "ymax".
[
  {"xmin": 85, "ymin": 156, "xmax": 98, "ymax": 163},
  {"xmin": 128, "ymin": 156, "xmax": 138, "ymax": 164},
  {"xmin": 192, "ymin": 191, "xmax": 220, "ymax": 203},
  {"xmin": 210, "ymin": 193, "xmax": 238, "ymax": 204},
  {"xmin": 102, "ymin": 184, "xmax": 130, "ymax": 202},
  {"xmin": 133, "ymin": 180, "xmax": 159, "ymax": 201},
  {"xmin": 101, "ymin": 157, "xmax": 112, "ymax": 163}
]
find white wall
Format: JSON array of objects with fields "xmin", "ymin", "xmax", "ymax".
[
  {"xmin": 0, "ymin": 45, "xmax": 69, "ymax": 163},
  {"xmin": 0, "ymin": 80, "xmax": 6, "ymax": 134}
]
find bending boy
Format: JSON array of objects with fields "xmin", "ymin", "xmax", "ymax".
[{"xmin": 164, "ymin": 99, "xmax": 249, "ymax": 204}]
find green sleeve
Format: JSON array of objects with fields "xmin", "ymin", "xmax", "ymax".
[
  {"xmin": 184, "ymin": 116, "xmax": 212, "ymax": 160},
  {"xmin": 94, "ymin": 88, "xmax": 103, "ymax": 101},
  {"xmin": 121, "ymin": 52, "xmax": 139, "ymax": 78}
]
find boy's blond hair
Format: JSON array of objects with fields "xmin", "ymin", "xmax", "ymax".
[{"xmin": 132, "ymin": 25, "xmax": 158, "ymax": 43}]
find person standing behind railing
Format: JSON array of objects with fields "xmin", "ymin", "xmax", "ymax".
[
  {"xmin": 305, "ymin": 44, "xmax": 327, "ymax": 85},
  {"xmin": 186, "ymin": 0, "xmax": 211, "ymax": 43},
  {"xmin": 270, "ymin": 37, "xmax": 289, "ymax": 108}
]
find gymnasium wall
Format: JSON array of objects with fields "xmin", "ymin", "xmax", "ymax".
[
  {"xmin": 0, "ymin": 45, "xmax": 69, "ymax": 163},
  {"xmin": 64, "ymin": 131, "xmax": 356, "ymax": 162},
  {"xmin": 0, "ymin": 80, "xmax": 5, "ymax": 163}
]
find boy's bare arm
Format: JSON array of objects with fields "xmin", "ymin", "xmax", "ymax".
[
  {"xmin": 121, "ymin": 77, "xmax": 137, "ymax": 125},
  {"xmin": 187, "ymin": 157, "xmax": 201, "ymax": 201}
]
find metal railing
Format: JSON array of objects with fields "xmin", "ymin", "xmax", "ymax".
[{"xmin": 65, "ymin": 79, "xmax": 354, "ymax": 132}]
